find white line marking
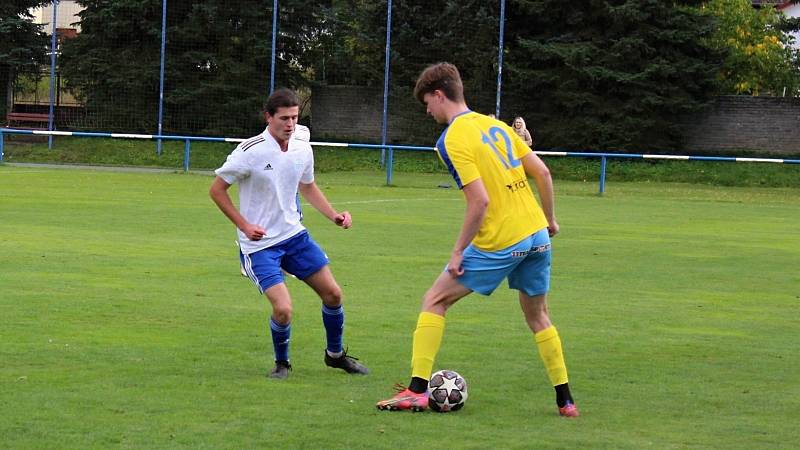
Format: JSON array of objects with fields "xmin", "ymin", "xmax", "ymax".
[
  {"xmin": 736, "ymin": 157, "xmax": 784, "ymax": 163},
  {"xmin": 32, "ymin": 130, "xmax": 72, "ymax": 136},
  {"xmin": 302, "ymin": 198, "xmax": 460, "ymax": 206},
  {"xmin": 311, "ymin": 142, "xmax": 348, "ymax": 147},
  {"xmin": 111, "ymin": 133, "xmax": 153, "ymax": 139},
  {"xmin": 643, "ymin": 155, "xmax": 690, "ymax": 160}
]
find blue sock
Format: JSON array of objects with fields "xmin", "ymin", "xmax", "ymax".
[
  {"xmin": 321, "ymin": 304, "xmax": 344, "ymax": 354},
  {"xmin": 269, "ymin": 318, "xmax": 291, "ymax": 362}
]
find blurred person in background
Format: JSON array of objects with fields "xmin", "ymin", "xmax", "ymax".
[{"xmin": 512, "ymin": 116, "xmax": 534, "ymax": 147}]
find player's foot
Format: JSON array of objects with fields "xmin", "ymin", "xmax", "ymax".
[
  {"xmin": 559, "ymin": 401, "xmax": 580, "ymax": 418},
  {"xmin": 376, "ymin": 384, "xmax": 429, "ymax": 412},
  {"xmin": 324, "ymin": 349, "xmax": 369, "ymax": 374},
  {"xmin": 269, "ymin": 360, "xmax": 291, "ymax": 379}
]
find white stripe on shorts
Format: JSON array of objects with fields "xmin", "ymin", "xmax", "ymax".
[{"xmin": 241, "ymin": 253, "xmax": 262, "ymax": 293}]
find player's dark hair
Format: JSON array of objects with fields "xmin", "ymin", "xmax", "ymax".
[
  {"xmin": 264, "ymin": 88, "xmax": 300, "ymax": 116},
  {"xmin": 414, "ymin": 62, "xmax": 464, "ymax": 104}
]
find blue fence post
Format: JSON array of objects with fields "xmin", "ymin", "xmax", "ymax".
[
  {"xmin": 386, "ymin": 146, "xmax": 394, "ymax": 185},
  {"xmin": 156, "ymin": 0, "xmax": 167, "ymax": 156},
  {"xmin": 183, "ymin": 139, "xmax": 191, "ymax": 172},
  {"xmin": 47, "ymin": 0, "xmax": 59, "ymax": 150},
  {"xmin": 495, "ymin": 0, "xmax": 506, "ymax": 117},
  {"xmin": 269, "ymin": 0, "xmax": 278, "ymax": 94},
  {"xmin": 0, "ymin": 130, "xmax": 4, "ymax": 162},
  {"xmin": 599, "ymin": 156, "xmax": 607, "ymax": 195},
  {"xmin": 380, "ymin": 0, "xmax": 393, "ymax": 168}
]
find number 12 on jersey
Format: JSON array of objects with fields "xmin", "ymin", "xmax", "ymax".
[{"xmin": 481, "ymin": 127, "xmax": 521, "ymax": 169}]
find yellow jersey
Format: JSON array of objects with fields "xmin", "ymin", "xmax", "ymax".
[{"xmin": 435, "ymin": 111, "xmax": 548, "ymax": 251}]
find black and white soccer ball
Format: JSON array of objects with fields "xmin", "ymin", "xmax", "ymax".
[{"xmin": 427, "ymin": 369, "xmax": 468, "ymax": 412}]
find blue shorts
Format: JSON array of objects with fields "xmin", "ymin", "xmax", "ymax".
[
  {"xmin": 240, "ymin": 231, "xmax": 329, "ymax": 294},
  {"xmin": 456, "ymin": 228, "xmax": 551, "ymax": 296}
]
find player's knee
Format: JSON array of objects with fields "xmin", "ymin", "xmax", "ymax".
[
  {"xmin": 531, "ymin": 302, "xmax": 549, "ymax": 318},
  {"xmin": 422, "ymin": 290, "xmax": 455, "ymax": 314},
  {"xmin": 272, "ymin": 305, "xmax": 293, "ymax": 324},
  {"xmin": 321, "ymin": 286, "xmax": 343, "ymax": 307},
  {"xmin": 527, "ymin": 306, "xmax": 552, "ymax": 331}
]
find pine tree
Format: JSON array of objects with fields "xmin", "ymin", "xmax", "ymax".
[
  {"xmin": 503, "ymin": 0, "xmax": 720, "ymax": 151},
  {"xmin": 59, "ymin": 0, "xmax": 329, "ymax": 135},
  {"xmin": 0, "ymin": 1, "xmax": 52, "ymax": 117}
]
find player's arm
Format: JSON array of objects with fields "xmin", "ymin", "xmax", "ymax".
[
  {"xmin": 447, "ymin": 179, "xmax": 489, "ymax": 277},
  {"xmin": 521, "ymin": 152, "xmax": 559, "ymax": 236},
  {"xmin": 209, "ymin": 176, "xmax": 266, "ymax": 240},
  {"xmin": 298, "ymin": 181, "xmax": 352, "ymax": 229}
]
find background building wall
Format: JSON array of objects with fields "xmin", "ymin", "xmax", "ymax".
[
  {"xmin": 682, "ymin": 96, "xmax": 800, "ymax": 155},
  {"xmin": 313, "ymin": 86, "xmax": 800, "ymax": 155},
  {"xmin": 31, "ymin": 1, "xmax": 83, "ymax": 32}
]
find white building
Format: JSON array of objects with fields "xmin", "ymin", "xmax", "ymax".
[
  {"xmin": 31, "ymin": 1, "xmax": 83, "ymax": 33},
  {"xmin": 778, "ymin": 3, "xmax": 800, "ymax": 49}
]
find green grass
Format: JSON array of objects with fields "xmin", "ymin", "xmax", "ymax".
[
  {"xmin": 1, "ymin": 166, "xmax": 798, "ymax": 448},
  {"xmin": 3, "ymin": 134, "xmax": 800, "ymax": 187}
]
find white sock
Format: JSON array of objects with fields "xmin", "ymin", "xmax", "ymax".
[{"xmin": 326, "ymin": 350, "xmax": 343, "ymax": 358}]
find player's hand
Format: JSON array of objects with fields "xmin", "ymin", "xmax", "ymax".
[
  {"xmin": 547, "ymin": 219, "xmax": 560, "ymax": 237},
  {"xmin": 446, "ymin": 251, "xmax": 465, "ymax": 278},
  {"xmin": 242, "ymin": 223, "xmax": 266, "ymax": 241},
  {"xmin": 333, "ymin": 211, "xmax": 352, "ymax": 229}
]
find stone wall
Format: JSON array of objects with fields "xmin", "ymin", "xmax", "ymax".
[
  {"xmin": 682, "ymin": 95, "xmax": 800, "ymax": 155},
  {"xmin": 311, "ymin": 85, "xmax": 382, "ymax": 141},
  {"xmin": 312, "ymin": 86, "xmax": 800, "ymax": 155},
  {"xmin": 310, "ymin": 85, "xmax": 443, "ymax": 145}
]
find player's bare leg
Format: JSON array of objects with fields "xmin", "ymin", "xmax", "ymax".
[
  {"xmin": 377, "ymin": 272, "xmax": 471, "ymax": 411},
  {"xmin": 304, "ymin": 266, "xmax": 368, "ymax": 375},
  {"xmin": 519, "ymin": 292, "xmax": 579, "ymax": 417},
  {"xmin": 264, "ymin": 283, "xmax": 293, "ymax": 379}
]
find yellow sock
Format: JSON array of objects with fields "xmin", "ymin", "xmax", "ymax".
[
  {"xmin": 535, "ymin": 326, "xmax": 569, "ymax": 386},
  {"xmin": 411, "ymin": 312, "xmax": 446, "ymax": 380}
]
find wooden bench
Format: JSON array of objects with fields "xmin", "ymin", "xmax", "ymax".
[{"xmin": 6, "ymin": 112, "xmax": 51, "ymax": 130}]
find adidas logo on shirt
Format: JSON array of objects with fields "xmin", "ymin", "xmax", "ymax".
[{"xmin": 264, "ymin": 163, "xmax": 273, "ymax": 171}]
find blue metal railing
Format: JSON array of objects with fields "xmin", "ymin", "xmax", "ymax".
[{"xmin": 2, "ymin": 128, "xmax": 798, "ymax": 193}]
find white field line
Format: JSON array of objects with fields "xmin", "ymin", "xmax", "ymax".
[{"xmin": 305, "ymin": 197, "xmax": 460, "ymax": 206}]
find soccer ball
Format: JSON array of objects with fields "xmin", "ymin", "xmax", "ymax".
[{"xmin": 427, "ymin": 369, "xmax": 468, "ymax": 412}]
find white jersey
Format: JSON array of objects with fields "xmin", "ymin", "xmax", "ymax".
[{"xmin": 215, "ymin": 126, "xmax": 314, "ymax": 254}]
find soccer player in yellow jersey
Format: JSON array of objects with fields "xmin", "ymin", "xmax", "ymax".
[{"xmin": 376, "ymin": 63, "xmax": 579, "ymax": 417}]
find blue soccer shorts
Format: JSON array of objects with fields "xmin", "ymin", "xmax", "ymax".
[
  {"xmin": 456, "ymin": 228, "xmax": 552, "ymax": 296},
  {"xmin": 240, "ymin": 231, "xmax": 329, "ymax": 294}
]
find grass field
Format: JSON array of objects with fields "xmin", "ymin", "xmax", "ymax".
[{"xmin": 1, "ymin": 165, "xmax": 798, "ymax": 449}]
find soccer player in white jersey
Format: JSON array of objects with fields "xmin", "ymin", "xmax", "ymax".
[
  {"xmin": 237, "ymin": 124, "xmax": 310, "ymax": 277},
  {"xmin": 209, "ymin": 88, "xmax": 368, "ymax": 379}
]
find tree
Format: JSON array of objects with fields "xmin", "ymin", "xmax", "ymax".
[
  {"xmin": 705, "ymin": 0, "xmax": 800, "ymax": 96},
  {"xmin": 0, "ymin": 1, "xmax": 52, "ymax": 117},
  {"xmin": 502, "ymin": 0, "xmax": 721, "ymax": 151},
  {"xmin": 317, "ymin": 0, "xmax": 504, "ymax": 142},
  {"xmin": 59, "ymin": 0, "xmax": 330, "ymax": 135},
  {"xmin": 58, "ymin": 0, "xmax": 162, "ymax": 132}
]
